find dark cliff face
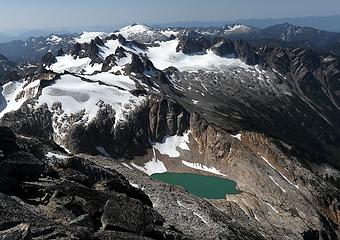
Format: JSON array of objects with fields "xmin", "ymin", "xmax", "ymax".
[
  {"xmin": 148, "ymin": 96, "xmax": 190, "ymax": 142},
  {"xmin": 60, "ymin": 102, "xmax": 151, "ymax": 158},
  {"xmin": 211, "ymin": 39, "xmax": 235, "ymax": 56},
  {"xmin": 69, "ymin": 40, "xmax": 102, "ymax": 64},
  {"xmin": 176, "ymin": 32, "xmax": 212, "ymax": 54},
  {"xmin": 0, "ymin": 127, "xmax": 191, "ymax": 240}
]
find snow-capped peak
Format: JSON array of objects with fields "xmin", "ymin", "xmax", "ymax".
[
  {"xmin": 47, "ymin": 35, "xmax": 63, "ymax": 45},
  {"xmin": 119, "ymin": 23, "xmax": 153, "ymax": 35},
  {"xmin": 280, "ymin": 25, "xmax": 303, "ymax": 41},
  {"xmin": 117, "ymin": 23, "xmax": 168, "ymax": 43},
  {"xmin": 224, "ymin": 24, "xmax": 253, "ymax": 34}
]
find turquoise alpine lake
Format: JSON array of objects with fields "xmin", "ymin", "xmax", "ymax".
[{"xmin": 151, "ymin": 172, "xmax": 240, "ymax": 199}]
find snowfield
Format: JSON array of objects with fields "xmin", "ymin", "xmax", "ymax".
[
  {"xmin": 75, "ymin": 31, "xmax": 111, "ymax": 44},
  {"xmin": 84, "ymin": 72, "xmax": 136, "ymax": 90},
  {"xmin": 96, "ymin": 146, "xmax": 110, "ymax": 157},
  {"xmin": 131, "ymin": 148, "xmax": 167, "ymax": 175},
  {"xmin": 37, "ymin": 74, "xmax": 145, "ymax": 124},
  {"xmin": 147, "ymin": 39, "xmax": 251, "ymax": 72},
  {"xmin": 269, "ymin": 175, "xmax": 286, "ymax": 193},
  {"xmin": 49, "ymin": 38, "xmax": 140, "ymax": 76},
  {"xmin": 51, "ymin": 28, "xmax": 255, "ymax": 75},
  {"xmin": 131, "ymin": 159, "xmax": 167, "ymax": 176},
  {"xmin": 49, "ymin": 55, "xmax": 102, "ymax": 74}
]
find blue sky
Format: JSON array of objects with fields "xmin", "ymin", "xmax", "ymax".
[{"xmin": 1, "ymin": 0, "xmax": 340, "ymax": 31}]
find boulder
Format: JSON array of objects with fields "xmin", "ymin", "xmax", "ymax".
[{"xmin": 101, "ymin": 195, "xmax": 164, "ymax": 233}]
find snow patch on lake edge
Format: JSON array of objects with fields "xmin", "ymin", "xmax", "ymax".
[
  {"xmin": 182, "ymin": 161, "xmax": 227, "ymax": 177},
  {"xmin": 130, "ymin": 148, "xmax": 167, "ymax": 176},
  {"xmin": 152, "ymin": 133, "xmax": 190, "ymax": 158}
]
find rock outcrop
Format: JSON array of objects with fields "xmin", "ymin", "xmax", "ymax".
[
  {"xmin": 0, "ymin": 127, "xmax": 190, "ymax": 240},
  {"xmin": 176, "ymin": 31, "xmax": 211, "ymax": 54}
]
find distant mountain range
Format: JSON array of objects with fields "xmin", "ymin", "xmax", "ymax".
[
  {"xmin": 1, "ymin": 15, "xmax": 339, "ymax": 44},
  {"xmin": 0, "ymin": 30, "xmax": 75, "ymax": 44},
  {"xmin": 1, "ymin": 21, "xmax": 340, "ymax": 63},
  {"xmin": 152, "ymin": 15, "xmax": 340, "ymax": 32}
]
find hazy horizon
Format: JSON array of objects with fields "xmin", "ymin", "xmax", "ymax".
[{"xmin": 1, "ymin": 0, "xmax": 340, "ymax": 34}]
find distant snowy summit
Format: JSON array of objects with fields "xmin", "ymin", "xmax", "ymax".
[
  {"xmin": 223, "ymin": 24, "xmax": 256, "ymax": 34},
  {"xmin": 115, "ymin": 23, "xmax": 171, "ymax": 44}
]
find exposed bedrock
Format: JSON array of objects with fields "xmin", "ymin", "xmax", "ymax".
[
  {"xmin": 180, "ymin": 112, "xmax": 340, "ymax": 240},
  {"xmin": 0, "ymin": 127, "xmax": 190, "ymax": 240}
]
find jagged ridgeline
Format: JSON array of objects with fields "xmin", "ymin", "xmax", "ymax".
[{"xmin": 0, "ymin": 23, "xmax": 339, "ymax": 240}]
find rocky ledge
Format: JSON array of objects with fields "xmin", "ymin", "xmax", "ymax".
[{"xmin": 0, "ymin": 126, "xmax": 190, "ymax": 240}]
